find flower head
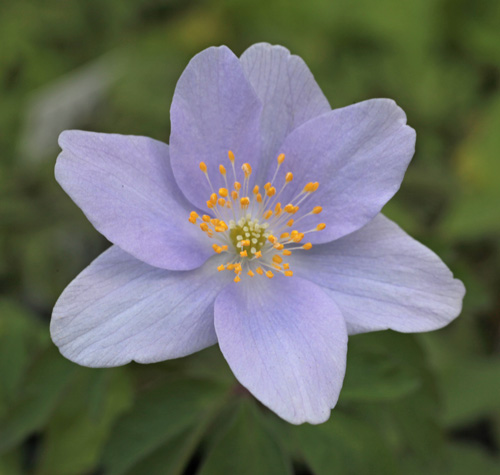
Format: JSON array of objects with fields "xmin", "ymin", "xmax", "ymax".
[{"xmin": 51, "ymin": 43, "xmax": 465, "ymax": 424}]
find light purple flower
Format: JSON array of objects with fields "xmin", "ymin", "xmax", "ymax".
[{"xmin": 51, "ymin": 43, "xmax": 465, "ymax": 424}]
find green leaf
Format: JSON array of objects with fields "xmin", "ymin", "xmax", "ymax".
[
  {"xmin": 0, "ymin": 299, "xmax": 48, "ymax": 414},
  {"xmin": 443, "ymin": 93, "xmax": 500, "ymax": 239},
  {"xmin": 446, "ymin": 443, "xmax": 500, "ymax": 475},
  {"xmin": 341, "ymin": 331, "xmax": 423, "ymax": 402},
  {"xmin": 125, "ymin": 421, "xmax": 210, "ymax": 475},
  {"xmin": 37, "ymin": 368, "xmax": 133, "ymax": 475},
  {"xmin": 0, "ymin": 346, "xmax": 76, "ymax": 453},
  {"xmin": 102, "ymin": 377, "xmax": 228, "ymax": 475},
  {"xmin": 198, "ymin": 399, "xmax": 292, "ymax": 475},
  {"xmin": 294, "ymin": 411, "xmax": 398, "ymax": 475},
  {"xmin": 440, "ymin": 356, "xmax": 500, "ymax": 426}
]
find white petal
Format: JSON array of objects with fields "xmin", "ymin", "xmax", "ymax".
[
  {"xmin": 292, "ymin": 214, "xmax": 465, "ymax": 334},
  {"xmin": 51, "ymin": 246, "xmax": 232, "ymax": 367}
]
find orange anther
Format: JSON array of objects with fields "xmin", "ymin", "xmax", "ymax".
[
  {"xmin": 199, "ymin": 162, "xmax": 207, "ymax": 173},
  {"xmin": 277, "ymin": 153, "xmax": 285, "ymax": 164}
]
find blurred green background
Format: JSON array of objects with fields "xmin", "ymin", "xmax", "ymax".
[{"xmin": 1, "ymin": 0, "xmax": 499, "ymax": 473}]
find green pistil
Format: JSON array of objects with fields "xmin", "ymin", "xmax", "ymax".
[{"xmin": 229, "ymin": 217, "xmax": 269, "ymax": 258}]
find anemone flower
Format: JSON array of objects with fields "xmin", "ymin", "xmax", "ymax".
[{"xmin": 51, "ymin": 43, "xmax": 465, "ymax": 424}]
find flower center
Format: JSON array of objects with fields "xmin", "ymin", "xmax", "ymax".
[
  {"xmin": 229, "ymin": 218, "xmax": 268, "ymax": 258},
  {"xmin": 188, "ymin": 151, "xmax": 325, "ymax": 282}
]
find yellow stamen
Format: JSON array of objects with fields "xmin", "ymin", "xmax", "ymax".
[
  {"xmin": 255, "ymin": 250, "xmax": 262, "ymax": 259},
  {"xmin": 218, "ymin": 198, "xmax": 226, "ymax": 207},
  {"xmin": 283, "ymin": 249, "xmax": 292, "ymax": 256},
  {"xmin": 283, "ymin": 263, "xmax": 290, "ymax": 270},
  {"xmin": 240, "ymin": 250, "xmax": 248, "ymax": 257},
  {"xmin": 210, "ymin": 193, "xmax": 217, "ymax": 204},
  {"xmin": 256, "ymin": 193, "xmax": 262, "ymax": 203},
  {"xmin": 240, "ymin": 197, "xmax": 250, "ymax": 207},
  {"xmin": 199, "ymin": 162, "xmax": 207, "ymax": 173},
  {"xmin": 303, "ymin": 242, "xmax": 313, "ymax": 250},
  {"xmin": 272, "ymin": 255, "xmax": 283, "ymax": 264},
  {"xmin": 317, "ymin": 223, "xmax": 326, "ymax": 231},
  {"xmin": 242, "ymin": 163, "xmax": 252, "ymax": 177},
  {"xmin": 285, "ymin": 172, "xmax": 293, "ymax": 182},
  {"xmin": 217, "ymin": 264, "xmax": 225, "ymax": 272},
  {"xmin": 277, "ymin": 153, "xmax": 285, "ymax": 165},
  {"xmin": 219, "ymin": 164, "xmax": 226, "ymax": 175},
  {"xmin": 234, "ymin": 275, "xmax": 241, "ymax": 283},
  {"xmin": 263, "ymin": 210, "xmax": 273, "ymax": 220},
  {"xmin": 284, "ymin": 270, "xmax": 293, "ymax": 277},
  {"xmin": 265, "ymin": 270, "xmax": 274, "ymax": 279},
  {"xmin": 304, "ymin": 182, "xmax": 319, "ymax": 193},
  {"xmin": 231, "ymin": 190, "xmax": 238, "ymax": 200},
  {"xmin": 247, "ymin": 270, "xmax": 255, "ymax": 277},
  {"xmin": 312, "ymin": 206, "xmax": 322, "ymax": 214},
  {"xmin": 266, "ymin": 187, "xmax": 276, "ymax": 197},
  {"xmin": 256, "ymin": 267, "xmax": 264, "ymax": 275},
  {"xmin": 219, "ymin": 188, "xmax": 228, "ymax": 197},
  {"xmin": 228, "ymin": 150, "xmax": 235, "ymax": 162},
  {"xmin": 287, "ymin": 218, "xmax": 294, "ymax": 227},
  {"xmin": 267, "ymin": 235, "xmax": 277, "ymax": 244},
  {"xmin": 234, "ymin": 182, "xmax": 242, "ymax": 191},
  {"xmin": 253, "ymin": 185, "xmax": 259, "ymax": 194}
]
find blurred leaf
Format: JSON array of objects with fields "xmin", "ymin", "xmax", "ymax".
[
  {"xmin": 341, "ymin": 332, "xmax": 423, "ymax": 402},
  {"xmin": 444, "ymin": 93, "xmax": 500, "ymax": 239},
  {"xmin": 0, "ymin": 346, "xmax": 76, "ymax": 453},
  {"xmin": 125, "ymin": 425, "xmax": 205, "ymax": 475},
  {"xmin": 37, "ymin": 368, "xmax": 133, "ymax": 475},
  {"xmin": 440, "ymin": 356, "xmax": 500, "ymax": 426},
  {"xmin": 445, "ymin": 444, "xmax": 500, "ymax": 475},
  {"xmin": 198, "ymin": 399, "xmax": 292, "ymax": 475},
  {"xmin": 402, "ymin": 442, "xmax": 500, "ymax": 475},
  {"xmin": 0, "ymin": 299, "xmax": 47, "ymax": 414},
  {"xmin": 294, "ymin": 411, "xmax": 398, "ymax": 475},
  {"xmin": 0, "ymin": 449, "xmax": 22, "ymax": 475},
  {"xmin": 102, "ymin": 377, "xmax": 228, "ymax": 475}
]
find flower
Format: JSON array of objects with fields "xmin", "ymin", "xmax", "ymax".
[{"xmin": 51, "ymin": 43, "xmax": 465, "ymax": 425}]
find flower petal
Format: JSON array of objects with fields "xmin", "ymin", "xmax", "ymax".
[
  {"xmin": 214, "ymin": 276, "xmax": 347, "ymax": 424},
  {"xmin": 169, "ymin": 46, "xmax": 263, "ymax": 209},
  {"xmin": 51, "ymin": 246, "xmax": 232, "ymax": 367},
  {"xmin": 275, "ymin": 99, "xmax": 416, "ymax": 244},
  {"xmin": 292, "ymin": 214, "xmax": 465, "ymax": 334},
  {"xmin": 56, "ymin": 131, "xmax": 212, "ymax": 270},
  {"xmin": 240, "ymin": 43, "xmax": 330, "ymax": 181}
]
